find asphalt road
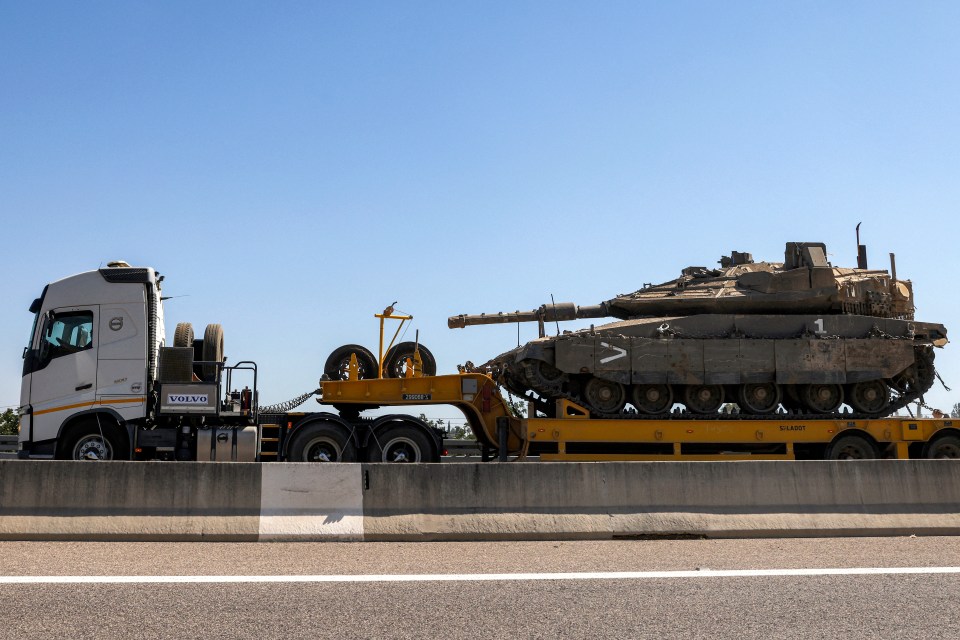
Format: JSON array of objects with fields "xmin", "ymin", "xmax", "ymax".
[{"xmin": 1, "ymin": 537, "xmax": 958, "ymax": 639}]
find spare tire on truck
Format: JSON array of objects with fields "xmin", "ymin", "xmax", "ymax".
[
  {"xmin": 202, "ymin": 323, "xmax": 224, "ymax": 381},
  {"xmin": 324, "ymin": 344, "xmax": 379, "ymax": 381},
  {"xmin": 382, "ymin": 342, "xmax": 437, "ymax": 378}
]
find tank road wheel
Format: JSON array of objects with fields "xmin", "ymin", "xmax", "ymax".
[
  {"xmin": 737, "ymin": 383, "xmax": 782, "ymax": 415},
  {"xmin": 847, "ymin": 380, "xmax": 890, "ymax": 416},
  {"xmin": 288, "ymin": 423, "xmax": 357, "ymax": 462},
  {"xmin": 923, "ymin": 435, "xmax": 960, "ymax": 459},
  {"xmin": 324, "ymin": 344, "xmax": 379, "ymax": 381},
  {"xmin": 201, "ymin": 323, "xmax": 225, "ymax": 381},
  {"xmin": 631, "ymin": 384, "xmax": 673, "ymax": 415},
  {"xmin": 802, "ymin": 383, "xmax": 843, "ymax": 414},
  {"xmin": 367, "ymin": 425, "xmax": 434, "ymax": 463},
  {"xmin": 825, "ymin": 435, "xmax": 877, "ymax": 460},
  {"xmin": 382, "ymin": 342, "xmax": 438, "ymax": 378},
  {"xmin": 583, "ymin": 378, "xmax": 627, "ymax": 414},
  {"xmin": 683, "ymin": 385, "xmax": 724, "ymax": 414},
  {"xmin": 173, "ymin": 322, "xmax": 194, "ymax": 348}
]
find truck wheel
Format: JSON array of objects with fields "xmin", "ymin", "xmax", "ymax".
[
  {"xmin": 923, "ymin": 435, "xmax": 960, "ymax": 459},
  {"xmin": 58, "ymin": 421, "xmax": 126, "ymax": 461},
  {"xmin": 324, "ymin": 344, "xmax": 378, "ymax": 380},
  {"xmin": 825, "ymin": 435, "xmax": 877, "ymax": 460},
  {"xmin": 367, "ymin": 425, "xmax": 434, "ymax": 462},
  {"xmin": 173, "ymin": 322, "xmax": 194, "ymax": 348},
  {"xmin": 202, "ymin": 324, "xmax": 224, "ymax": 381},
  {"xmin": 382, "ymin": 342, "xmax": 437, "ymax": 378},
  {"xmin": 288, "ymin": 423, "xmax": 356, "ymax": 462}
]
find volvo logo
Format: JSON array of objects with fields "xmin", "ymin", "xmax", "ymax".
[{"xmin": 109, "ymin": 317, "xmax": 123, "ymax": 331}]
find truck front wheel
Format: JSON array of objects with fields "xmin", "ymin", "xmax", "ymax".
[
  {"xmin": 58, "ymin": 421, "xmax": 127, "ymax": 461},
  {"xmin": 288, "ymin": 424, "xmax": 356, "ymax": 462}
]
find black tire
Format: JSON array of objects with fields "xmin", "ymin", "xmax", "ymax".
[
  {"xmin": 202, "ymin": 324, "xmax": 224, "ymax": 381},
  {"xmin": 923, "ymin": 435, "xmax": 960, "ymax": 459},
  {"xmin": 366, "ymin": 424, "xmax": 435, "ymax": 462},
  {"xmin": 288, "ymin": 423, "xmax": 356, "ymax": 462},
  {"xmin": 173, "ymin": 322, "xmax": 194, "ymax": 348},
  {"xmin": 382, "ymin": 342, "xmax": 437, "ymax": 378},
  {"xmin": 825, "ymin": 434, "xmax": 878, "ymax": 460},
  {"xmin": 324, "ymin": 344, "xmax": 379, "ymax": 381},
  {"xmin": 58, "ymin": 420, "xmax": 127, "ymax": 461}
]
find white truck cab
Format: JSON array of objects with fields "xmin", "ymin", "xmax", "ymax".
[{"xmin": 19, "ymin": 263, "xmax": 165, "ymax": 459}]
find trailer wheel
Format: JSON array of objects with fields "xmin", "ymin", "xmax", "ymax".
[
  {"xmin": 173, "ymin": 322, "xmax": 194, "ymax": 348},
  {"xmin": 923, "ymin": 435, "xmax": 960, "ymax": 459},
  {"xmin": 367, "ymin": 425, "xmax": 434, "ymax": 463},
  {"xmin": 202, "ymin": 324, "xmax": 224, "ymax": 381},
  {"xmin": 324, "ymin": 344, "xmax": 379, "ymax": 381},
  {"xmin": 825, "ymin": 434, "xmax": 877, "ymax": 460},
  {"xmin": 288, "ymin": 423, "xmax": 356, "ymax": 462},
  {"xmin": 382, "ymin": 342, "xmax": 437, "ymax": 378},
  {"xmin": 58, "ymin": 420, "xmax": 127, "ymax": 461}
]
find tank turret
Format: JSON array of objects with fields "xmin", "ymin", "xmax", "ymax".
[{"xmin": 450, "ymin": 241, "xmax": 947, "ymax": 419}]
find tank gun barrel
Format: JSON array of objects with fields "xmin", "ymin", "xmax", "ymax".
[{"xmin": 448, "ymin": 303, "xmax": 609, "ymax": 329}]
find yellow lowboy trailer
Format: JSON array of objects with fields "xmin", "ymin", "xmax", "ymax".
[{"xmin": 320, "ymin": 373, "xmax": 960, "ymax": 461}]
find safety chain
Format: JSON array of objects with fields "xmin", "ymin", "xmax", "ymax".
[{"xmin": 258, "ymin": 389, "xmax": 320, "ymax": 415}]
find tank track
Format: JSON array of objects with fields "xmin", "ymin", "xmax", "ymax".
[{"xmin": 510, "ymin": 346, "xmax": 936, "ymax": 422}]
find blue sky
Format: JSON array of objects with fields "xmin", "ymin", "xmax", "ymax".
[{"xmin": 2, "ymin": 1, "xmax": 959, "ymax": 423}]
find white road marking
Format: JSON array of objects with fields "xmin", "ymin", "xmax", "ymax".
[{"xmin": 0, "ymin": 567, "xmax": 958, "ymax": 584}]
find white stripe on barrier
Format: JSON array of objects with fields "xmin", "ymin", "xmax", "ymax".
[
  {"xmin": 1, "ymin": 566, "xmax": 959, "ymax": 584},
  {"xmin": 258, "ymin": 463, "xmax": 364, "ymax": 540}
]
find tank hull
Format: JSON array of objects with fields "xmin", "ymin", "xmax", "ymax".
[{"xmin": 488, "ymin": 314, "xmax": 944, "ymax": 418}]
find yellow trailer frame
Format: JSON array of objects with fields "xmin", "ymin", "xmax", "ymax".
[{"xmin": 319, "ymin": 373, "xmax": 958, "ymax": 461}]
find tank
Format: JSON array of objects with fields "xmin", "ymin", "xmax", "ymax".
[{"xmin": 449, "ymin": 242, "xmax": 948, "ymax": 418}]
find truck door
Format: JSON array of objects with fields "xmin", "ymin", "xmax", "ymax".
[{"xmin": 26, "ymin": 307, "xmax": 99, "ymax": 443}]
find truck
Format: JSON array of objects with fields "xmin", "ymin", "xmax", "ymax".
[
  {"xmin": 15, "ymin": 262, "xmax": 960, "ymax": 462},
  {"xmin": 16, "ymin": 262, "xmax": 465, "ymax": 463}
]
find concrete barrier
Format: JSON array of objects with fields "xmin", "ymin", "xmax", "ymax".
[
  {"xmin": 0, "ymin": 460, "xmax": 958, "ymax": 541},
  {"xmin": 0, "ymin": 461, "xmax": 261, "ymax": 541},
  {"xmin": 361, "ymin": 461, "xmax": 960, "ymax": 540}
]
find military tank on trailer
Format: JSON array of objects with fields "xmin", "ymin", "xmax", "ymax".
[{"xmin": 449, "ymin": 241, "xmax": 948, "ymax": 418}]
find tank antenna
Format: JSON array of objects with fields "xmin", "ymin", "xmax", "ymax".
[{"xmin": 550, "ymin": 294, "xmax": 561, "ymax": 336}]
